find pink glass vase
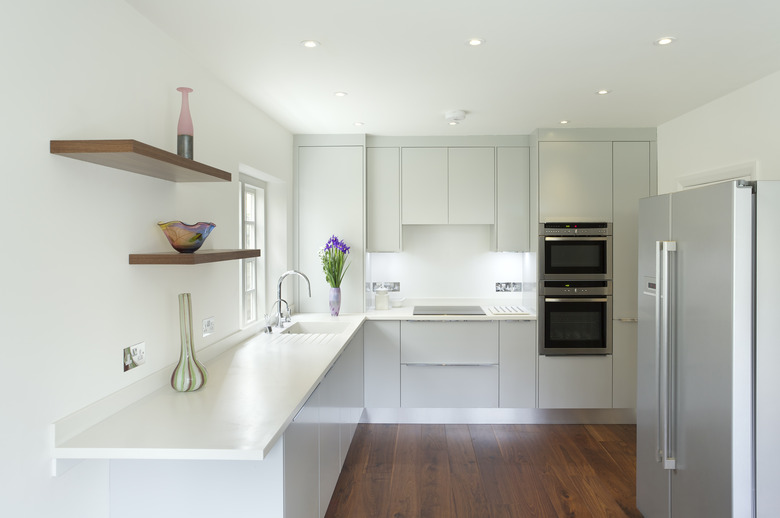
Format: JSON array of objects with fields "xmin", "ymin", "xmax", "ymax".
[{"xmin": 176, "ymin": 87, "xmax": 194, "ymax": 159}]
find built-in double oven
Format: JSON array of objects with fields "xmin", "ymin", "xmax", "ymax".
[{"xmin": 538, "ymin": 223, "xmax": 613, "ymax": 355}]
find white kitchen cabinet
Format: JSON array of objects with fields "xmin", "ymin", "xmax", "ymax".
[
  {"xmin": 400, "ymin": 320, "xmax": 498, "ymax": 363},
  {"xmin": 401, "ymin": 364, "xmax": 499, "ymax": 407},
  {"xmin": 538, "ymin": 355, "xmax": 613, "ymax": 408},
  {"xmin": 367, "ymin": 147, "xmax": 401, "ymax": 252},
  {"xmin": 496, "ymin": 147, "xmax": 531, "ymax": 251},
  {"xmin": 284, "ymin": 331, "xmax": 364, "ymax": 518},
  {"xmin": 538, "ymin": 141, "xmax": 613, "ymax": 222},
  {"xmin": 400, "ymin": 321, "xmax": 499, "ymax": 408},
  {"xmin": 612, "ymin": 141, "xmax": 651, "ymax": 318},
  {"xmin": 612, "ymin": 319, "xmax": 637, "ymax": 409},
  {"xmin": 297, "ymin": 145, "xmax": 364, "ymax": 313},
  {"xmin": 317, "ymin": 366, "xmax": 341, "ymax": 516},
  {"xmin": 364, "ymin": 321, "xmax": 401, "ymax": 408},
  {"xmin": 332, "ymin": 326, "xmax": 364, "ymax": 467},
  {"xmin": 284, "ymin": 390, "xmax": 320, "ymax": 518},
  {"xmin": 499, "ymin": 320, "xmax": 536, "ymax": 408},
  {"xmin": 448, "ymin": 147, "xmax": 495, "ymax": 224},
  {"xmin": 401, "ymin": 147, "xmax": 448, "ymax": 224},
  {"xmin": 401, "ymin": 147, "xmax": 495, "ymax": 225}
]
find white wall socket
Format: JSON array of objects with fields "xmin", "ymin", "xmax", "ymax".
[
  {"xmin": 202, "ymin": 317, "xmax": 215, "ymax": 337},
  {"xmin": 123, "ymin": 342, "xmax": 145, "ymax": 372}
]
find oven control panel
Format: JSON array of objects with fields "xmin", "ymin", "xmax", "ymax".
[
  {"xmin": 540, "ymin": 280, "xmax": 612, "ymax": 296},
  {"xmin": 540, "ymin": 222, "xmax": 611, "ymax": 236}
]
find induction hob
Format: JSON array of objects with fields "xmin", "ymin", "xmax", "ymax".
[{"xmin": 412, "ymin": 305, "xmax": 485, "ymax": 316}]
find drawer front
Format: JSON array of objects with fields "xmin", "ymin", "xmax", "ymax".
[
  {"xmin": 400, "ymin": 321, "xmax": 499, "ymax": 363},
  {"xmin": 401, "ymin": 365, "xmax": 499, "ymax": 408}
]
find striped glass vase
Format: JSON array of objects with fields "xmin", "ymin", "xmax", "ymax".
[{"xmin": 171, "ymin": 293, "xmax": 208, "ymax": 392}]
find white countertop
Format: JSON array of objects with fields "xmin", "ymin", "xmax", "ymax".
[{"xmin": 53, "ymin": 308, "xmax": 535, "ymax": 462}]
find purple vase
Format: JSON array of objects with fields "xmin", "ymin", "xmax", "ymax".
[{"xmin": 329, "ymin": 287, "xmax": 341, "ymax": 316}]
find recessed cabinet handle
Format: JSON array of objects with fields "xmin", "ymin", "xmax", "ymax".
[
  {"xmin": 402, "ymin": 363, "xmax": 498, "ymax": 367},
  {"xmin": 618, "ymin": 318, "xmax": 639, "ymax": 323}
]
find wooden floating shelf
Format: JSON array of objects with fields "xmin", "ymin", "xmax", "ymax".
[
  {"xmin": 50, "ymin": 139, "xmax": 232, "ymax": 183},
  {"xmin": 130, "ymin": 249, "xmax": 261, "ymax": 265}
]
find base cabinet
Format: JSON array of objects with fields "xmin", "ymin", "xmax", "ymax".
[
  {"xmin": 284, "ymin": 330, "xmax": 364, "ymax": 517},
  {"xmin": 284, "ymin": 391, "xmax": 320, "ymax": 518},
  {"xmin": 401, "ymin": 364, "xmax": 498, "ymax": 407},
  {"xmin": 400, "ymin": 321, "xmax": 499, "ymax": 408},
  {"xmin": 364, "ymin": 321, "xmax": 401, "ymax": 407},
  {"xmin": 499, "ymin": 321, "xmax": 537, "ymax": 408},
  {"xmin": 538, "ymin": 355, "xmax": 613, "ymax": 408},
  {"xmin": 612, "ymin": 320, "xmax": 637, "ymax": 408}
]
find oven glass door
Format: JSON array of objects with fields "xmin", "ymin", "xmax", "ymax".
[
  {"xmin": 541, "ymin": 237, "xmax": 611, "ymax": 279},
  {"xmin": 540, "ymin": 297, "xmax": 612, "ymax": 355}
]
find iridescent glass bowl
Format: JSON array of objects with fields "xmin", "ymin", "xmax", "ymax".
[{"xmin": 158, "ymin": 221, "xmax": 216, "ymax": 253}]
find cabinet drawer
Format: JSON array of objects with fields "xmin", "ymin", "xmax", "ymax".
[
  {"xmin": 401, "ymin": 321, "xmax": 498, "ymax": 363},
  {"xmin": 401, "ymin": 364, "xmax": 498, "ymax": 407}
]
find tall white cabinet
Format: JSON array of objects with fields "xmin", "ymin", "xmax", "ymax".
[
  {"xmin": 296, "ymin": 139, "xmax": 364, "ymax": 313},
  {"xmin": 535, "ymin": 130, "xmax": 656, "ymax": 410},
  {"xmin": 538, "ymin": 141, "xmax": 613, "ymax": 222},
  {"xmin": 612, "ymin": 141, "xmax": 652, "ymax": 408}
]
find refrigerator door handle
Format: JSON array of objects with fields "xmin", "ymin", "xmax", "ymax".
[
  {"xmin": 660, "ymin": 240, "xmax": 677, "ymax": 471},
  {"xmin": 654, "ymin": 241, "xmax": 664, "ymax": 464}
]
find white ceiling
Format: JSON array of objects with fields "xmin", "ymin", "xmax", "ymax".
[{"xmin": 127, "ymin": 0, "xmax": 780, "ymax": 136}]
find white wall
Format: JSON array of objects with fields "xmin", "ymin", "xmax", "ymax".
[
  {"xmin": 0, "ymin": 1, "xmax": 292, "ymax": 516},
  {"xmin": 368, "ymin": 225, "xmax": 529, "ymax": 303},
  {"xmin": 657, "ymin": 70, "xmax": 780, "ymax": 193}
]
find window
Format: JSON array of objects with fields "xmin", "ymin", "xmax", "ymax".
[{"xmin": 241, "ymin": 177, "xmax": 266, "ymax": 327}]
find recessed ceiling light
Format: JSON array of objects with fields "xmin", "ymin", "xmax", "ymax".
[
  {"xmin": 654, "ymin": 36, "xmax": 676, "ymax": 46},
  {"xmin": 301, "ymin": 40, "xmax": 320, "ymax": 48},
  {"xmin": 354, "ymin": 122, "xmax": 364, "ymax": 127},
  {"xmin": 334, "ymin": 91, "xmax": 348, "ymax": 97},
  {"xmin": 467, "ymin": 38, "xmax": 485, "ymax": 46},
  {"xmin": 596, "ymin": 89, "xmax": 611, "ymax": 95},
  {"xmin": 448, "ymin": 121, "xmax": 460, "ymax": 126},
  {"xmin": 560, "ymin": 120, "xmax": 570, "ymax": 125}
]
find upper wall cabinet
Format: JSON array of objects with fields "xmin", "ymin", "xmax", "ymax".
[
  {"xmin": 496, "ymin": 147, "xmax": 530, "ymax": 251},
  {"xmin": 401, "ymin": 147, "xmax": 495, "ymax": 225},
  {"xmin": 448, "ymin": 147, "xmax": 495, "ymax": 224},
  {"xmin": 367, "ymin": 148, "xmax": 401, "ymax": 252},
  {"xmin": 539, "ymin": 141, "xmax": 613, "ymax": 222},
  {"xmin": 401, "ymin": 147, "xmax": 448, "ymax": 224}
]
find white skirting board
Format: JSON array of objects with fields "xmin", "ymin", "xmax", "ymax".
[{"xmin": 362, "ymin": 407, "xmax": 636, "ymax": 425}]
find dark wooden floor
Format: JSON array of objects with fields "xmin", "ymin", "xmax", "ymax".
[{"xmin": 325, "ymin": 423, "xmax": 641, "ymax": 518}]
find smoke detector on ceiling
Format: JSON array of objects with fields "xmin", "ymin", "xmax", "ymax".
[{"xmin": 445, "ymin": 110, "xmax": 466, "ymax": 125}]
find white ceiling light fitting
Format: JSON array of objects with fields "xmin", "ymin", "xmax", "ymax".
[
  {"xmin": 596, "ymin": 89, "xmax": 611, "ymax": 95},
  {"xmin": 445, "ymin": 110, "xmax": 466, "ymax": 125},
  {"xmin": 467, "ymin": 38, "xmax": 485, "ymax": 46},
  {"xmin": 560, "ymin": 120, "xmax": 570, "ymax": 125},
  {"xmin": 334, "ymin": 91, "xmax": 348, "ymax": 97},
  {"xmin": 300, "ymin": 40, "xmax": 320, "ymax": 48},
  {"xmin": 654, "ymin": 36, "xmax": 676, "ymax": 46}
]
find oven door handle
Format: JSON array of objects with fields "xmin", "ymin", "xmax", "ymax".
[
  {"xmin": 543, "ymin": 298, "xmax": 608, "ymax": 303},
  {"xmin": 543, "ymin": 236, "xmax": 609, "ymax": 242}
]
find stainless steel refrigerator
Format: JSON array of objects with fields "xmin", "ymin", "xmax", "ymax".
[{"xmin": 637, "ymin": 180, "xmax": 756, "ymax": 517}]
